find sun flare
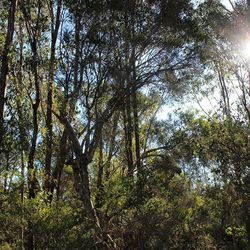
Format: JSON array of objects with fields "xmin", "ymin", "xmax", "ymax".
[{"xmin": 241, "ymin": 40, "xmax": 250, "ymax": 59}]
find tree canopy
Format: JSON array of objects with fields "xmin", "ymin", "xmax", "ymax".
[{"xmin": 0, "ymin": 0, "xmax": 250, "ymax": 249}]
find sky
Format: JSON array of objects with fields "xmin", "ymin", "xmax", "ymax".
[{"xmin": 221, "ymin": 0, "xmax": 234, "ymax": 9}]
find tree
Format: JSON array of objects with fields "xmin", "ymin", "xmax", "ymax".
[{"xmin": 0, "ymin": 0, "xmax": 17, "ymax": 147}]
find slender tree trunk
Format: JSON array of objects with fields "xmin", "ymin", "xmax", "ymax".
[
  {"xmin": 45, "ymin": 0, "xmax": 62, "ymax": 197},
  {"xmin": 131, "ymin": 45, "xmax": 141, "ymax": 175},
  {"xmin": 27, "ymin": 52, "xmax": 39, "ymax": 250},
  {"xmin": 123, "ymin": 12, "xmax": 134, "ymax": 176},
  {"xmin": 105, "ymin": 112, "xmax": 119, "ymax": 179},
  {"xmin": 124, "ymin": 7, "xmax": 136, "ymax": 178},
  {"xmin": 122, "ymin": 101, "xmax": 134, "ymax": 177},
  {"xmin": 96, "ymin": 137, "xmax": 104, "ymax": 209},
  {"xmin": 74, "ymin": 15, "xmax": 80, "ymax": 89},
  {"xmin": 0, "ymin": 0, "xmax": 17, "ymax": 146},
  {"xmin": 14, "ymin": 22, "xmax": 26, "ymax": 245},
  {"xmin": 21, "ymin": 2, "xmax": 42, "ymax": 248},
  {"xmin": 21, "ymin": 0, "xmax": 41, "ymax": 200},
  {"xmin": 132, "ymin": 91, "xmax": 141, "ymax": 168},
  {"xmin": 126, "ymin": 95, "xmax": 134, "ymax": 177},
  {"xmin": 218, "ymin": 67, "xmax": 230, "ymax": 117},
  {"xmin": 27, "ymin": 42, "xmax": 40, "ymax": 201}
]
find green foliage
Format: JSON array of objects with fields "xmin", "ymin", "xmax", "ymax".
[
  {"xmin": 1, "ymin": 0, "xmax": 250, "ymax": 249},
  {"xmin": 0, "ymin": 190, "xmax": 97, "ymax": 249}
]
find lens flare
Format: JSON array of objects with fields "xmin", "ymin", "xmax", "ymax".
[{"xmin": 241, "ymin": 40, "xmax": 250, "ymax": 59}]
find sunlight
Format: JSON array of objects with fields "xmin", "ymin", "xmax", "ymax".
[{"xmin": 241, "ymin": 39, "xmax": 250, "ymax": 59}]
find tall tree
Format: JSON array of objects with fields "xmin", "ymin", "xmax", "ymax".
[
  {"xmin": 0, "ymin": 0, "xmax": 17, "ymax": 146},
  {"xmin": 45, "ymin": 0, "xmax": 62, "ymax": 197}
]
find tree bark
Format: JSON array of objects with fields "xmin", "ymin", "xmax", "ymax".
[
  {"xmin": 21, "ymin": 2, "xmax": 42, "ymax": 248},
  {"xmin": 72, "ymin": 154, "xmax": 94, "ymax": 216},
  {"xmin": 45, "ymin": 0, "xmax": 62, "ymax": 196},
  {"xmin": 0, "ymin": 0, "xmax": 17, "ymax": 147},
  {"xmin": 131, "ymin": 45, "xmax": 141, "ymax": 175},
  {"xmin": 96, "ymin": 137, "xmax": 104, "ymax": 208},
  {"xmin": 105, "ymin": 112, "xmax": 119, "ymax": 180}
]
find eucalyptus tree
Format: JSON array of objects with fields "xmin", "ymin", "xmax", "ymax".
[
  {"xmin": 44, "ymin": 0, "xmax": 62, "ymax": 196},
  {"xmin": 0, "ymin": 0, "xmax": 17, "ymax": 147},
  {"xmin": 47, "ymin": 0, "xmax": 204, "ymax": 246}
]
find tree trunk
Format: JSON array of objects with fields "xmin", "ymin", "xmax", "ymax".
[
  {"xmin": 96, "ymin": 137, "xmax": 104, "ymax": 209},
  {"xmin": 122, "ymin": 100, "xmax": 134, "ymax": 177},
  {"xmin": 72, "ymin": 154, "xmax": 94, "ymax": 216},
  {"xmin": 13, "ymin": 23, "xmax": 26, "ymax": 245},
  {"xmin": 131, "ymin": 51, "xmax": 141, "ymax": 175},
  {"xmin": 45, "ymin": 0, "xmax": 62, "ymax": 196},
  {"xmin": 105, "ymin": 112, "xmax": 119, "ymax": 180},
  {"xmin": 21, "ymin": 2, "xmax": 42, "ymax": 248},
  {"xmin": 0, "ymin": 0, "xmax": 17, "ymax": 146}
]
